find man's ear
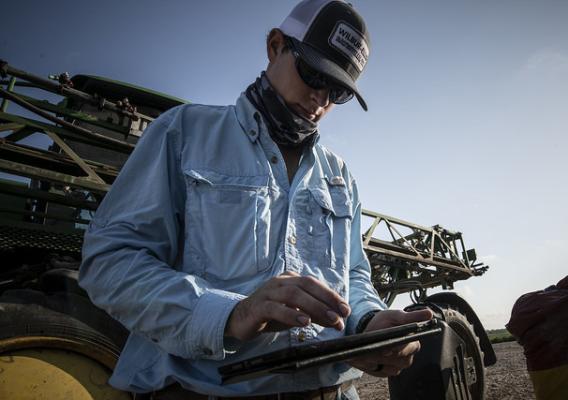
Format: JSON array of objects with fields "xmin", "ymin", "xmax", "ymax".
[{"xmin": 267, "ymin": 28, "xmax": 284, "ymax": 63}]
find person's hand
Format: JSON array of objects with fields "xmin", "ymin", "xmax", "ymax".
[
  {"xmin": 224, "ymin": 271, "xmax": 351, "ymax": 341},
  {"xmin": 348, "ymin": 308, "xmax": 433, "ymax": 377}
]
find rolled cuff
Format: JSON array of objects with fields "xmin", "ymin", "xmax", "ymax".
[{"xmin": 188, "ymin": 289, "xmax": 246, "ymax": 360}]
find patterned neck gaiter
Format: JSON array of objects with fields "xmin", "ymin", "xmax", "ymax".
[{"xmin": 246, "ymin": 72, "xmax": 318, "ymax": 148}]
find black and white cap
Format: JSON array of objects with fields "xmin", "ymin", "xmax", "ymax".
[{"xmin": 279, "ymin": 0, "xmax": 370, "ymax": 110}]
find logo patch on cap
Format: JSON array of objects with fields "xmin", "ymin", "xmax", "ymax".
[{"xmin": 329, "ymin": 22, "xmax": 369, "ymax": 72}]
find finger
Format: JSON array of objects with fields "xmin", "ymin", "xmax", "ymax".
[
  {"xmin": 366, "ymin": 363, "xmax": 405, "ymax": 378},
  {"xmin": 348, "ymin": 351, "xmax": 394, "ymax": 370},
  {"xmin": 267, "ymin": 283, "xmax": 345, "ymax": 329},
  {"xmin": 382, "ymin": 354, "xmax": 416, "ymax": 371},
  {"xmin": 349, "ymin": 341, "xmax": 420, "ymax": 370},
  {"xmin": 348, "ymin": 357, "xmax": 399, "ymax": 377},
  {"xmin": 397, "ymin": 340, "xmax": 421, "ymax": 357},
  {"xmin": 394, "ymin": 308, "xmax": 434, "ymax": 325},
  {"xmin": 279, "ymin": 275, "xmax": 351, "ymax": 317},
  {"xmin": 264, "ymin": 320, "xmax": 292, "ymax": 332},
  {"xmin": 257, "ymin": 300, "xmax": 311, "ymax": 329},
  {"xmin": 349, "ymin": 354, "xmax": 415, "ymax": 377},
  {"xmin": 380, "ymin": 340, "xmax": 421, "ymax": 358}
]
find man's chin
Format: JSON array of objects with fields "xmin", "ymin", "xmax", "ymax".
[{"xmin": 292, "ymin": 105, "xmax": 320, "ymax": 123}]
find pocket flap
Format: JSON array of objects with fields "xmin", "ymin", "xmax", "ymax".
[
  {"xmin": 184, "ymin": 168, "xmax": 268, "ymax": 190},
  {"xmin": 309, "ymin": 182, "xmax": 352, "ymax": 218}
]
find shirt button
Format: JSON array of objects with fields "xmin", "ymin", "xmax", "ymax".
[
  {"xmin": 249, "ymin": 129, "xmax": 256, "ymax": 136},
  {"xmin": 288, "ymin": 235, "xmax": 297, "ymax": 245},
  {"xmin": 270, "ymin": 155, "xmax": 278, "ymax": 164},
  {"xmin": 203, "ymin": 348, "xmax": 213, "ymax": 356}
]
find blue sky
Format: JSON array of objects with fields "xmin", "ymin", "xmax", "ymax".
[{"xmin": 2, "ymin": 0, "xmax": 567, "ymax": 329}]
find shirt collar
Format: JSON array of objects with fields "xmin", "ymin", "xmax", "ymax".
[{"xmin": 235, "ymin": 93, "xmax": 261, "ymax": 143}]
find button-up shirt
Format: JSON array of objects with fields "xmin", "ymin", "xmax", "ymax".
[{"xmin": 79, "ymin": 93, "xmax": 386, "ymax": 396}]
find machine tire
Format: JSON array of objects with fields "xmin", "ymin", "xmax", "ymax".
[
  {"xmin": 442, "ymin": 305, "xmax": 486, "ymax": 400},
  {"xmin": 0, "ymin": 288, "xmax": 129, "ymax": 350},
  {"xmin": 0, "ymin": 292, "xmax": 131, "ymax": 399},
  {"xmin": 390, "ymin": 302, "xmax": 487, "ymax": 400}
]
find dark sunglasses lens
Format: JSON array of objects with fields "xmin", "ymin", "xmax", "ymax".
[
  {"xmin": 330, "ymin": 87, "xmax": 354, "ymax": 104},
  {"xmin": 295, "ymin": 54, "xmax": 354, "ymax": 104},
  {"xmin": 296, "ymin": 58, "xmax": 327, "ymax": 90}
]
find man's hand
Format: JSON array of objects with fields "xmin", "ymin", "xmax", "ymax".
[
  {"xmin": 225, "ymin": 272, "xmax": 351, "ymax": 341},
  {"xmin": 348, "ymin": 308, "xmax": 434, "ymax": 377}
]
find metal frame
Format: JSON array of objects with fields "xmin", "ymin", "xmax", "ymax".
[
  {"xmin": 362, "ymin": 210, "xmax": 488, "ymax": 305},
  {"xmin": 0, "ymin": 60, "xmax": 151, "ymax": 230}
]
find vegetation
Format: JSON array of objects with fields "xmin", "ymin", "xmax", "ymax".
[{"xmin": 486, "ymin": 329, "xmax": 516, "ymax": 344}]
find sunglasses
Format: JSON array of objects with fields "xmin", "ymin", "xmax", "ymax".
[{"xmin": 286, "ymin": 38, "xmax": 354, "ymax": 105}]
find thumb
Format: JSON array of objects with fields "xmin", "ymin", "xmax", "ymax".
[{"xmin": 397, "ymin": 308, "xmax": 434, "ymax": 324}]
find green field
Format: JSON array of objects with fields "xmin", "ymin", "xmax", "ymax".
[{"xmin": 486, "ymin": 328, "xmax": 516, "ymax": 343}]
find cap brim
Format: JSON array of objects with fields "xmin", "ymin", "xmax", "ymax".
[{"xmin": 289, "ymin": 37, "xmax": 368, "ymax": 111}]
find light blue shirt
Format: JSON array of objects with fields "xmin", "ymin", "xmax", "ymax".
[{"xmin": 79, "ymin": 93, "xmax": 386, "ymax": 396}]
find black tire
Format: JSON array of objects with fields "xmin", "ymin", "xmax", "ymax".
[
  {"xmin": 0, "ymin": 301, "xmax": 121, "ymax": 367},
  {"xmin": 0, "ymin": 291, "xmax": 131, "ymax": 399},
  {"xmin": 389, "ymin": 305, "xmax": 486, "ymax": 400},
  {"xmin": 442, "ymin": 306, "xmax": 486, "ymax": 400},
  {"xmin": 0, "ymin": 288, "xmax": 129, "ymax": 351}
]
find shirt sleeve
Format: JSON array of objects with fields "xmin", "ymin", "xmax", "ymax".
[
  {"xmin": 345, "ymin": 178, "xmax": 387, "ymax": 335},
  {"xmin": 79, "ymin": 107, "xmax": 244, "ymax": 360}
]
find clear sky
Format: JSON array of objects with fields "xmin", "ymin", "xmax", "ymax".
[{"xmin": 2, "ymin": 0, "xmax": 567, "ymax": 329}]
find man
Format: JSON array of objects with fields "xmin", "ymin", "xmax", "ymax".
[{"xmin": 80, "ymin": 0, "xmax": 432, "ymax": 398}]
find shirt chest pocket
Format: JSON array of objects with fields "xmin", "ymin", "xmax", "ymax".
[
  {"xmin": 307, "ymin": 179, "xmax": 353, "ymax": 271},
  {"xmin": 183, "ymin": 169, "xmax": 271, "ymax": 281}
]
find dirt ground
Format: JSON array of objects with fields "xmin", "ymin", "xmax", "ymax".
[{"xmin": 357, "ymin": 341, "xmax": 535, "ymax": 400}]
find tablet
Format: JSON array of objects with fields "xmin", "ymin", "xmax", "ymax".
[{"xmin": 219, "ymin": 318, "xmax": 441, "ymax": 384}]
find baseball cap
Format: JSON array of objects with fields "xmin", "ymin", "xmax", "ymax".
[{"xmin": 279, "ymin": 0, "xmax": 370, "ymax": 111}]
